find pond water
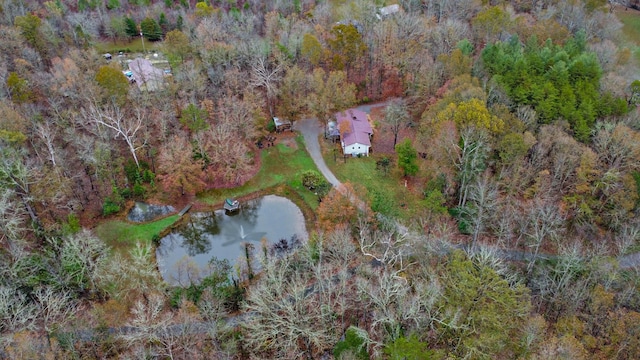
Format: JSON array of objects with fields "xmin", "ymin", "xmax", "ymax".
[
  {"xmin": 156, "ymin": 195, "xmax": 307, "ymax": 286},
  {"xmin": 128, "ymin": 202, "xmax": 176, "ymax": 223}
]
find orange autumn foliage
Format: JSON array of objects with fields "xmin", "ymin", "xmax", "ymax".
[{"xmin": 317, "ymin": 182, "xmax": 359, "ymax": 232}]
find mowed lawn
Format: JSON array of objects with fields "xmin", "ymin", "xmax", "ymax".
[
  {"xmin": 323, "ymin": 146, "xmax": 424, "ymax": 220},
  {"xmin": 198, "ymin": 135, "xmax": 320, "ymax": 209},
  {"xmin": 94, "ymin": 37, "xmax": 159, "ymax": 55},
  {"xmin": 96, "ymin": 135, "xmax": 320, "ymax": 252},
  {"xmin": 94, "ymin": 214, "xmax": 180, "ymax": 253}
]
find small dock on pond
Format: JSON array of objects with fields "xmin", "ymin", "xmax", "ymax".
[{"xmin": 178, "ymin": 204, "xmax": 192, "ymax": 216}]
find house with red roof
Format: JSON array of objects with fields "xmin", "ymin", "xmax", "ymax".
[{"xmin": 336, "ymin": 108, "xmax": 373, "ymax": 157}]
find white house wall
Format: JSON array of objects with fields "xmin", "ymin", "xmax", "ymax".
[{"xmin": 343, "ymin": 142, "xmax": 370, "ymax": 156}]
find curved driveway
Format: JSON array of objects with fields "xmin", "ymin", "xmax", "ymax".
[
  {"xmin": 296, "ymin": 101, "xmax": 390, "ymax": 188},
  {"xmin": 296, "ymin": 110, "xmax": 640, "ymax": 270},
  {"xmin": 296, "ymin": 117, "xmax": 342, "ymax": 187}
]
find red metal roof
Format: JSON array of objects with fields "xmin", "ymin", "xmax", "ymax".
[{"xmin": 335, "ymin": 109, "xmax": 373, "ymax": 147}]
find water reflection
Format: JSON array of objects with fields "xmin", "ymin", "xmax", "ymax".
[
  {"xmin": 180, "ymin": 217, "xmax": 212, "ymax": 256},
  {"xmin": 127, "ymin": 202, "xmax": 175, "ymax": 222},
  {"xmin": 156, "ymin": 195, "xmax": 307, "ymax": 285},
  {"xmin": 220, "ymin": 225, "xmax": 267, "ymax": 247}
]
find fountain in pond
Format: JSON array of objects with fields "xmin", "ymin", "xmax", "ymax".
[
  {"xmin": 156, "ymin": 195, "xmax": 307, "ymax": 286},
  {"xmin": 221, "ymin": 225, "xmax": 267, "ymax": 247}
]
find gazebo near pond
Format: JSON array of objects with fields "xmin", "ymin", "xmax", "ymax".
[{"xmin": 224, "ymin": 198, "xmax": 240, "ymax": 212}]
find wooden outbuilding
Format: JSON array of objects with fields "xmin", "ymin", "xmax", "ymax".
[{"xmin": 273, "ymin": 117, "xmax": 292, "ymax": 132}]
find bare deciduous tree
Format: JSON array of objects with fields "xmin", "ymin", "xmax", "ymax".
[
  {"xmin": 121, "ymin": 293, "xmax": 172, "ymax": 346},
  {"xmin": 593, "ymin": 123, "xmax": 640, "ymax": 172},
  {"xmin": 156, "ymin": 319, "xmax": 206, "ymax": 360},
  {"xmin": 0, "ymin": 188, "xmax": 27, "ymax": 253},
  {"xmin": 85, "ymin": 101, "xmax": 146, "ymax": 168},
  {"xmin": 326, "ymin": 227, "xmax": 358, "ymax": 264},
  {"xmin": 530, "ymin": 125, "xmax": 583, "ymax": 195},
  {"xmin": 615, "ymin": 220, "xmax": 640, "ymax": 256},
  {"xmin": 464, "ymin": 174, "xmax": 499, "ymax": 249},
  {"xmin": 454, "ymin": 127, "xmax": 489, "ymax": 207},
  {"xmin": 242, "ymin": 233, "xmax": 365, "ymax": 359},
  {"xmin": 357, "ymin": 217, "xmax": 414, "ymax": 271},
  {"xmin": 33, "ymin": 119, "xmax": 59, "ymax": 168},
  {"xmin": 250, "ymin": 56, "xmax": 283, "ymax": 117},
  {"xmin": 0, "ymin": 146, "xmax": 41, "ymax": 227},
  {"xmin": 423, "ymin": 0, "xmax": 479, "ymax": 22},
  {"xmin": 101, "ymin": 242, "xmax": 164, "ymax": 300},
  {"xmin": 34, "ymin": 286, "xmax": 76, "ymax": 333},
  {"xmin": 525, "ymin": 197, "xmax": 565, "ymax": 273},
  {"xmin": 0, "ymin": 286, "xmax": 37, "ymax": 332},
  {"xmin": 157, "ymin": 134, "xmax": 206, "ymax": 196},
  {"xmin": 532, "ymin": 241, "xmax": 593, "ymax": 319},
  {"xmin": 53, "ymin": 230, "xmax": 110, "ymax": 294},
  {"xmin": 383, "ymin": 99, "xmax": 410, "ymax": 148},
  {"xmin": 242, "ymin": 255, "xmax": 335, "ymax": 359},
  {"xmin": 356, "ymin": 267, "xmax": 426, "ymax": 348},
  {"xmin": 176, "ymin": 60, "xmax": 209, "ymax": 102}
]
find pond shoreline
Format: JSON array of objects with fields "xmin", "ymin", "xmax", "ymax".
[
  {"xmin": 126, "ymin": 183, "xmax": 316, "ymax": 244},
  {"xmin": 191, "ymin": 183, "xmax": 317, "ymax": 236},
  {"xmin": 156, "ymin": 192, "xmax": 309, "ymax": 285}
]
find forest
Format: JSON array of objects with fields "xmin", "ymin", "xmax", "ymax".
[{"xmin": 1, "ymin": 0, "xmax": 640, "ymax": 358}]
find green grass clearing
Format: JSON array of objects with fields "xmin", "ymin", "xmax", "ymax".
[
  {"xmin": 93, "ymin": 37, "xmax": 160, "ymax": 55},
  {"xmin": 198, "ymin": 135, "xmax": 321, "ymax": 210},
  {"xmin": 323, "ymin": 143, "xmax": 423, "ymax": 220},
  {"xmin": 616, "ymin": 9, "xmax": 640, "ymax": 62},
  {"xmin": 95, "ymin": 214, "xmax": 179, "ymax": 253},
  {"xmin": 618, "ymin": 10, "xmax": 640, "ymax": 44},
  {"xmin": 95, "ymin": 135, "xmax": 320, "ymax": 254}
]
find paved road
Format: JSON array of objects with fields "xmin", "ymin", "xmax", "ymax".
[
  {"xmin": 355, "ymin": 100, "xmax": 392, "ymax": 114},
  {"xmin": 296, "ymin": 117, "xmax": 342, "ymax": 187}
]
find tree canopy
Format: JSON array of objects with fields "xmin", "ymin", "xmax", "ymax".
[
  {"xmin": 1, "ymin": 1, "xmax": 640, "ymax": 359},
  {"xmin": 95, "ymin": 66, "xmax": 129, "ymax": 103},
  {"xmin": 482, "ymin": 33, "xmax": 627, "ymax": 141}
]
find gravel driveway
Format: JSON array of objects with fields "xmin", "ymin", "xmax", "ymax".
[{"xmin": 296, "ymin": 117, "xmax": 342, "ymax": 187}]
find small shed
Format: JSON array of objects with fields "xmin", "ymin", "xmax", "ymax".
[
  {"xmin": 326, "ymin": 121, "xmax": 340, "ymax": 141},
  {"xmin": 273, "ymin": 117, "xmax": 292, "ymax": 132}
]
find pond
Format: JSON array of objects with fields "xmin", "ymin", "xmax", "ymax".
[
  {"xmin": 127, "ymin": 202, "xmax": 176, "ymax": 223},
  {"xmin": 156, "ymin": 195, "xmax": 307, "ymax": 286}
]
